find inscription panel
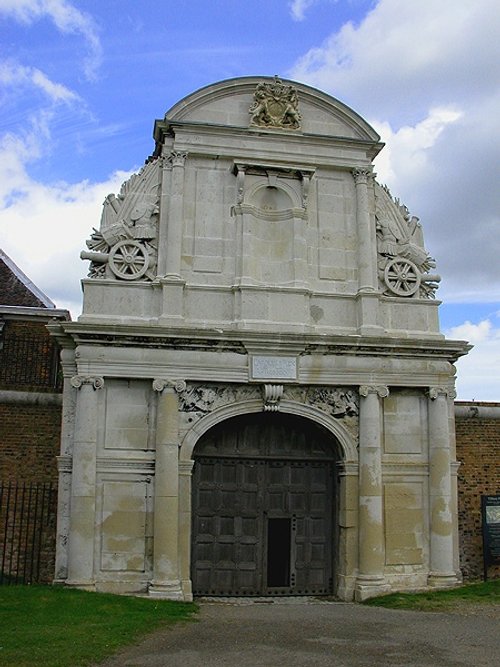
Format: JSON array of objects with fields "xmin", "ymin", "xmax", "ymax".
[{"xmin": 251, "ymin": 356, "xmax": 297, "ymax": 380}]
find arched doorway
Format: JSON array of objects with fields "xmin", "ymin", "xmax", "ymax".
[{"xmin": 191, "ymin": 412, "xmax": 340, "ymax": 596}]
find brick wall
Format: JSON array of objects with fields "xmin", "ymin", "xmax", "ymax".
[
  {"xmin": 456, "ymin": 403, "xmax": 500, "ymax": 580},
  {"xmin": 0, "ymin": 320, "xmax": 61, "ymax": 391},
  {"xmin": 0, "ymin": 402, "xmax": 61, "ymax": 483}
]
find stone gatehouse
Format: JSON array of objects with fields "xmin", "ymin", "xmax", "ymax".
[{"xmin": 48, "ymin": 76, "xmax": 470, "ymax": 601}]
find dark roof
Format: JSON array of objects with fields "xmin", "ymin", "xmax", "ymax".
[{"xmin": 0, "ymin": 249, "xmax": 55, "ymax": 308}]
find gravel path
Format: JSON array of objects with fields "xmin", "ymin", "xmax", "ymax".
[{"xmin": 97, "ymin": 598, "xmax": 500, "ymax": 667}]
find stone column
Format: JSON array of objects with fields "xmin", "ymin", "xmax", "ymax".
[
  {"xmin": 149, "ymin": 378, "xmax": 186, "ymax": 599},
  {"xmin": 355, "ymin": 384, "xmax": 390, "ymax": 601},
  {"xmin": 66, "ymin": 375, "xmax": 103, "ymax": 589},
  {"xmin": 352, "ymin": 167, "xmax": 381, "ymax": 335},
  {"xmin": 427, "ymin": 387, "xmax": 459, "ymax": 586}
]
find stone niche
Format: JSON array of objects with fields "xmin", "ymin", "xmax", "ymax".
[{"xmin": 50, "ymin": 76, "xmax": 469, "ymax": 602}]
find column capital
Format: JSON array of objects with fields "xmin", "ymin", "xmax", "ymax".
[
  {"xmin": 70, "ymin": 375, "xmax": 104, "ymax": 390},
  {"xmin": 359, "ymin": 384, "xmax": 389, "ymax": 399},
  {"xmin": 428, "ymin": 386, "xmax": 456, "ymax": 400},
  {"xmin": 352, "ymin": 166, "xmax": 373, "ymax": 185},
  {"xmin": 152, "ymin": 378, "xmax": 187, "ymax": 393},
  {"xmin": 168, "ymin": 150, "xmax": 188, "ymax": 168},
  {"xmin": 179, "ymin": 460, "xmax": 195, "ymax": 476}
]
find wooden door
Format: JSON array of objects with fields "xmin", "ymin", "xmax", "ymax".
[{"xmin": 191, "ymin": 413, "xmax": 335, "ymax": 596}]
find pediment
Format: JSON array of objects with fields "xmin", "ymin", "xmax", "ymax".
[{"xmin": 159, "ymin": 76, "xmax": 380, "ymax": 142}]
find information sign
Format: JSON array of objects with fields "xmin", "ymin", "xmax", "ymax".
[{"xmin": 481, "ymin": 495, "xmax": 500, "ymax": 580}]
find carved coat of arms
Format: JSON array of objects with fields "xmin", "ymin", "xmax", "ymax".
[{"xmin": 249, "ymin": 76, "xmax": 302, "ymax": 130}]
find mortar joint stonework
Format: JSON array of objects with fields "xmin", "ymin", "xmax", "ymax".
[
  {"xmin": 53, "ymin": 76, "xmax": 471, "ymax": 602},
  {"xmin": 70, "ymin": 375, "xmax": 104, "ymax": 390}
]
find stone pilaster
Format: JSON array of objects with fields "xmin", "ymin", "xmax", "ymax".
[
  {"xmin": 427, "ymin": 386, "xmax": 460, "ymax": 587},
  {"xmin": 355, "ymin": 384, "xmax": 390, "ymax": 601},
  {"xmin": 164, "ymin": 151, "xmax": 187, "ymax": 279},
  {"xmin": 160, "ymin": 151, "xmax": 187, "ymax": 323},
  {"xmin": 352, "ymin": 167, "xmax": 377, "ymax": 293},
  {"xmin": 149, "ymin": 378, "xmax": 186, "ymax": 599},
  {"xmin": 53, "ymin": 349, "xmax": 77, "ymax": 584},
  {"xmin": 336, "ymin": 461, "xmax": 359, "ymax": 601},
  {"xmin": 65, "ymin": 375, "xmax": 103, "ymax": 589},
  {"xmin": 178, "ymin": 459, "xmax": 195, "ymax": 601},
  {"xmin": 156, "ymin": 156, "xmax": 172, "ymax": 277},
  {"xmin": 352, "ymin": 167, "xmax": 381, "ymax": 335}
]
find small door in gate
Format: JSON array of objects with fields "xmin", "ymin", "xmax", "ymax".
[{"xmin": 191, "ymin": 413, "xmax": 337, "ymax": 596}]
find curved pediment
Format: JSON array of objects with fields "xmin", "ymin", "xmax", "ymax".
[{"xmin": 159, "ymin": 76, "xmax": 380, "ymax": 142}]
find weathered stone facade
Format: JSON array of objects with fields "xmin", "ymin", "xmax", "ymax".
[{"xmin": 49, "ymin": 77, "xmax": 470, "ymax": 601}]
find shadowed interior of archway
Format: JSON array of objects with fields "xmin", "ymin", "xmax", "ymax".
[{"xmin": 191, "ymin": 412, "xmax": 341, "ymax": 597}]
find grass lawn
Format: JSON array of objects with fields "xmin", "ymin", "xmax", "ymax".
[
  {"xmin": 364, "ymin": 579, "xmax": 500, "ymax": 612},
  {"xmin": 0, "ymin": 585, "xmax": 197, "ymax": 667}
]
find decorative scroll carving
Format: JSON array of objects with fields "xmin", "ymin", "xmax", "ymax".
[
  {"xmin": 359, "ymin": 385, "xmax": 389, "ymax": 398},
  {"xmin": 249, "ymin": 76, "xmax": 301, "ymax": 130},
  {"xmin": 178, "ymin": 383, "xmax": 261, "ymax": 414},
  {"xmin": 70, "ymin": 375, "xmax": 104, "ymax": 390},
  {"xmin": 152, "ymin": 378, "xmax": 187, "ymax": 393},
  {"xmin": 428, "ymin": 386, "xmax": 457, "ymax": 400},
  {"xmin": 306, "ymin": 387, "xmax": 359, "ymax": 417},
  {"xmin": 375, "ymin": 182, "xmax": 441, "ymax": 299},
  {"xmin": 81, "ymin": 159, "xmax": 161, "ymax": 281},
  {"xmin": 263, "ymin": 384, "xmax": 283, "ymax": 412}
]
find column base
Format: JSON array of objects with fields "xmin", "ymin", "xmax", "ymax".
[
  {"xmin": 354, "ymin": 575, "xmax": 391, "ymax": 602},
  {"xmin": 427, "ymin": 572, "xmax": 460, "ymax": 588},
  {"xmin": 149, "ymin": 580, "xmax": 185, "ymax": 600},
  {"xmin": 64, "ymin": 579, "xmax": 96, "ymax": 592}
]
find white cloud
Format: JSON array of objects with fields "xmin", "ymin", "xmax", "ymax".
[
  {"xmin": 289, "ymin": 0, "xmax": 317, "ymax": 21},
  {"xmin": 0, "ymin": 60, "xmax": 79, "ymax": 103},
  {"xmin": 446, "ymin": 319, "xmax": 500, "ymax": 401},
  {"xmin": 0, "ymin": 0, "xmax": 102, "ymax": 79},
  {"xmin": 448, "ymin": 320, "xmax": 493, "ymax": 345},
  {"xmin": 372, "ymin": 107, "xmax": 462, "ymax": 187},
  {"xmin": 290, "ymin": 0, "xmax": 500, "ymax": 119},
  {"xmin": 289, "ymin": 0, "xmax": 500, "ymax": 304},
  {"xmin": 0, "ymin": 159, "xmax": 133, "ymax": 318}
]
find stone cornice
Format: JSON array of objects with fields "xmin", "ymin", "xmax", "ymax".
[
  {"xmin": 160, "ymin": 122, "xmax": 383, "ymax": 165},
  {"xmin": 55, "ymin": 321, "xmax": 470, "ymax": 362}
]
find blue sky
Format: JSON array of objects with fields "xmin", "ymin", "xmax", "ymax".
[{"xmin": 1, "ymin": 0, "xmax": 499, "ymax": 400}]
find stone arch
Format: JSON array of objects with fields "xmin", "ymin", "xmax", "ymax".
[
  {"xmin": 246, "ymin": 178, "xmax": 301, "ymax": 211},
  {"xmin": 179, "ymin": 398, "xmax": 357, "ymax": 463}
]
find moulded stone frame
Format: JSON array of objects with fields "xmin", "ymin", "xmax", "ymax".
[{"xmin": 178, "ymin": 397, "xmax": 358, "ymax": 601}]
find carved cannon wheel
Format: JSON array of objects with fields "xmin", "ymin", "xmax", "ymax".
[
  {"xmin": 108, "ymin": 240, "xmax": 149, "ymax": 280},
  {"xmin": 384, "ymin": 257, "xmax": 421, "ymax": 296}
]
